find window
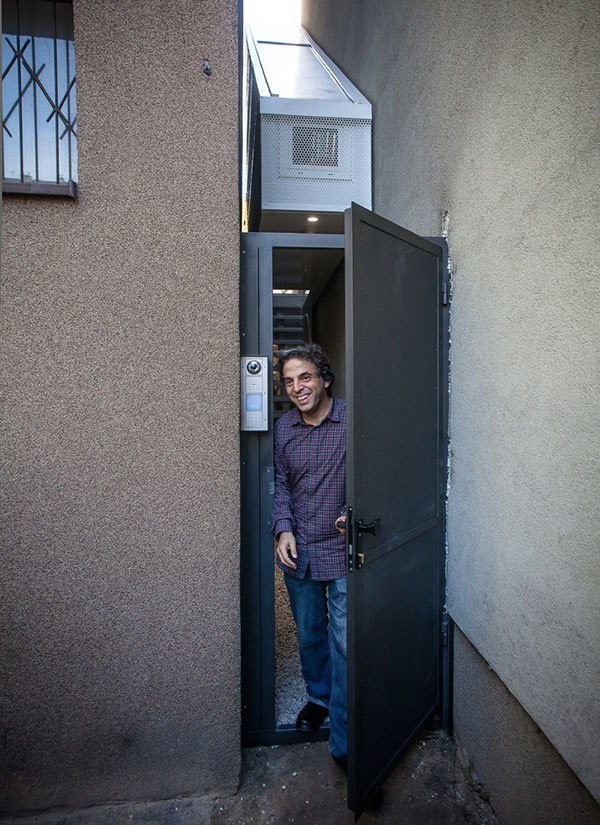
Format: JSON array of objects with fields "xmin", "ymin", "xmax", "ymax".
[{"xmin": 2, "ymin": 0, "xmax": 77, "ymax": 195}]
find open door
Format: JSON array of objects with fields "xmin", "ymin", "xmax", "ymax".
[{"xmin": 345, "ymin": 204, "xmax": 447, "ymax": 816}]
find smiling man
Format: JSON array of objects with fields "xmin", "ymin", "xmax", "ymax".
[{"xmin": 272, "ymin": 344, "xmax": 347, "ymax": 767}]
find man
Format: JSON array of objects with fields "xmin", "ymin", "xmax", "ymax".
[{"xmin": 272, "ymin": 343, "xmax": 347, "ymax": 767}]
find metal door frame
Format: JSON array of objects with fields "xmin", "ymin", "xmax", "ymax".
[
  {"xmin": 241, "ymin": 231, "xmax": 345, "ymax": 746},
  {"xmin": 240, "ymin": 228, "xmax": 451, "ymax": 750}
]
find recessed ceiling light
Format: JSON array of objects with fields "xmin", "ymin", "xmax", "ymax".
[{"xmin": 307, "ymin": 215, "xmax": 319, "ymax": 223}]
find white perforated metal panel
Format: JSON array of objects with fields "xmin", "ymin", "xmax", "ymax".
[{"xmin": 261, "ymin": 113, "xmax": 372, "ymax": 212}]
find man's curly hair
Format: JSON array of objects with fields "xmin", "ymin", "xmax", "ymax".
[{"xmin": 276, "ymin": 343, "xmax": 336, "ymax": 397}]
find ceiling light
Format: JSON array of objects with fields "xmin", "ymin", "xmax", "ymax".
[{"xmin": 307, "ymin": 215, "xmax": 319, "ymax": 223}]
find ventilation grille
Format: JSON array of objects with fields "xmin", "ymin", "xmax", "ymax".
[
  {"xmin": 292, "ymin": 126, "xmax": 339, "ymax": 167},
  {"xmin": 261, "ymin": 113, "xmax": 371, "ymax": 212}
]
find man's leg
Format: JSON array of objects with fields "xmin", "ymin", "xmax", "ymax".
[
  {"xmin": 327, "ymin": 576, "xmax": 347, "ymax": 759},
  {"xmin": 284, "ymin": 573, "xmax": 331, "ymax": 711}
]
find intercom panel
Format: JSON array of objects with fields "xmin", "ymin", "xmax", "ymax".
[{"xmin": 241, "ymin": 356, "xmax": 269, "ymax": 431}]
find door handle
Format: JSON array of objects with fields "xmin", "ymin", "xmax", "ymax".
[{"xmin": 357, "ymin": 518, "xmax": 381, "ymax": 536}]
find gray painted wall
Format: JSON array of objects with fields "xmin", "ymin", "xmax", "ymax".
[
  {"xmin": 454, "ymin": 629, "xmax": 600, "ymax": 825},
  {"xmin": 0, "ymin": 0, "xmax": 240, "ymax": 814},
  {"xmin": 303, "ymin": 0, "xmax": 600, "ymax": 806}
]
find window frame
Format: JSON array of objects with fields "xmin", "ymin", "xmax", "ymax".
[{"xmin": 2, "ymin": 0, "xmax": 78, "ymax": 198}]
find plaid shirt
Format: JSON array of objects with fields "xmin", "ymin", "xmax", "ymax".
[{"xmin": 272, "ymin": 397, "xmax": 346, "ymax": 580}]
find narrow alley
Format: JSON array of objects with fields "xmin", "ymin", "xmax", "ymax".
[{"xmin": 213, "ymin": 732, "xmax": 498, "ymax": 825}]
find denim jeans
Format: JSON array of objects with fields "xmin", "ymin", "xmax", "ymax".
[{"xmin": 284, "ymin": 573, "xmax": 347, "ymax": 759}]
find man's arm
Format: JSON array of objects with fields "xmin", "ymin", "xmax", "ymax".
[{"xmin": 272, "ymin": 424, "xmax": 297, "ymax": 569}]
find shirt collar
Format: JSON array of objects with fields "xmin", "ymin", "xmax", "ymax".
[{"xmin": 291, "ymin": 396, "xmax": 340, "ymax": 426}]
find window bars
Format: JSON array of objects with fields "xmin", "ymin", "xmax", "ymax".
[{"xmin": 2, "ymin": 0, "xmax": 77, "ymax": 195}]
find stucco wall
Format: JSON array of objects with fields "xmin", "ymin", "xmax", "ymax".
[
  {"xmin": 453, "ymin": 629, "xmax": 600, "ymax": 825},
  {"xmin": 0, "ymin": 0, "xmax": 240, "ymax": 814},
  {"xmin": 303, "ymin": 0, "xmax": 600, "ymax": 803}
]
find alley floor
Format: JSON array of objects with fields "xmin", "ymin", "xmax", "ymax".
[
  {"xmin": 211, "ymin": 731, "xmax": 499, "ymax": 825},
  {"xmin": 2, "ymin": 732, "xmax": 500, "ymax": 825}
]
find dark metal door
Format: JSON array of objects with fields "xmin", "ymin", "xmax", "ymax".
[{"xmin": 345, "ymin": 204, "xmax": 447, "ymax": 817}]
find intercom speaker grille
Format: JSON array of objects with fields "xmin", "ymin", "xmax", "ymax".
[{"xmin": 261, "ymin": 113, "xmax": 371, "ymax": 212}]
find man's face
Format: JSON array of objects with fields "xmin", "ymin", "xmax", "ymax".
[{"xmin": 282, "ymin": 358, "xmax": 331, "ymax": 416}]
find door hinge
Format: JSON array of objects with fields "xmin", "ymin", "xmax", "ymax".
[{"xmin": 441, "ymin": 281, "xmax": 449, "ymax": 306}]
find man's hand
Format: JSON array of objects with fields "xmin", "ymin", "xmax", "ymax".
[
  {"xmin": 276, "ymin": 531, "xmax": 297, "ymax": 569},
  {"xmin": 335, "ymin": 516, "xmax": 346, "ymax": 534}
]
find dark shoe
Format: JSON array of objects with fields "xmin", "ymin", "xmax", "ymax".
[
  {"xmin": 295, "ymin": 701, "xmax": 328, "ymax": 732},
  {"xmin": 331, "ymin": 754, "xmax": 347, "ymax": 772}
]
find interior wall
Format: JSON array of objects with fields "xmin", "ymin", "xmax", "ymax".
[
  {"xmin": 312, "ymin": 260, "xmax": 346, "ymax": 400},
  {"xmin": 0, "ymin": 0, "xmax": 240, "ymax": 814},
  {"xmin": 275, "ymin": 569, "xmax": 305, "ymax": 725},
  {"xmin": 274, "ymin": 258, "xmax": 347, "ymax": 725},
  {"xmin": 303, "ymin": 0, "xmax": 600, "ymax": 803}
]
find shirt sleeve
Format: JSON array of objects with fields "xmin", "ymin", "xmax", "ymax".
[{"xmin": 272, "ymin": 422, "xmax": 295, "ymax": 537}]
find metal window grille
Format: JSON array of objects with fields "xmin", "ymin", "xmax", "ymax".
[
  {"xmin": 2, "ymin": 0, "xmax": 78, "ymax": 194},
  {"xmin": 292, "ymin": 126, "xmax": 338, "ymax": 167}
]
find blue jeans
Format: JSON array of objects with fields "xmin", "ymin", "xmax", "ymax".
[{"xmin": 284, "ymin": 573, "xmax": 347, "ymax": 759}]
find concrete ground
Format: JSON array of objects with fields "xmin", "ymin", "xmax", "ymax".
[
  {"xmin": 2, "ymin": 732, "xmax": 500, "ymax": 825},
  {"xmin": 212, "ymin": 731, "xmax": 499, "ymax": 825}
]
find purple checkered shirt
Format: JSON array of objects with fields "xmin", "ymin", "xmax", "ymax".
[{"xmin": 272, "ymin": 397, "xmax": 346, "ymax": 580}]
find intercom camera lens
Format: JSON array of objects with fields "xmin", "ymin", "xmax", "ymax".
[{"xmin": 247, "ymin": 360, "xmax": 262, "ymax": 375}]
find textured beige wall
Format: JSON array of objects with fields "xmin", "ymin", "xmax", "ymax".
[
  {"xmin": 0, "ymin": 0, "xmax": 240, "ymax": 814},
  {"xmin": 304, "ymin": 0, "xmax": 600, "ymax": 804}
]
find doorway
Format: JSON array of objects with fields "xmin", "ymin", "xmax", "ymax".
[
  {"xmin": 241, "ymin": 232, "xmax": 345, "ymax": 744},
  {"xmin": 272, "ymin": 245, "xmax": 346, "ymax": 727},
  {"xmin": 241, "ymin": 206, "xmax": 450, "ymax": 816}
]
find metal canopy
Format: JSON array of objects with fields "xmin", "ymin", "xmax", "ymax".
[
  {"xmin": 246, "ymin": 22, "xmax": 371, "ymax": 119},
  {"xmin": 257, "ymin": 42, "xmax": 349, "ymax": 101}
]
